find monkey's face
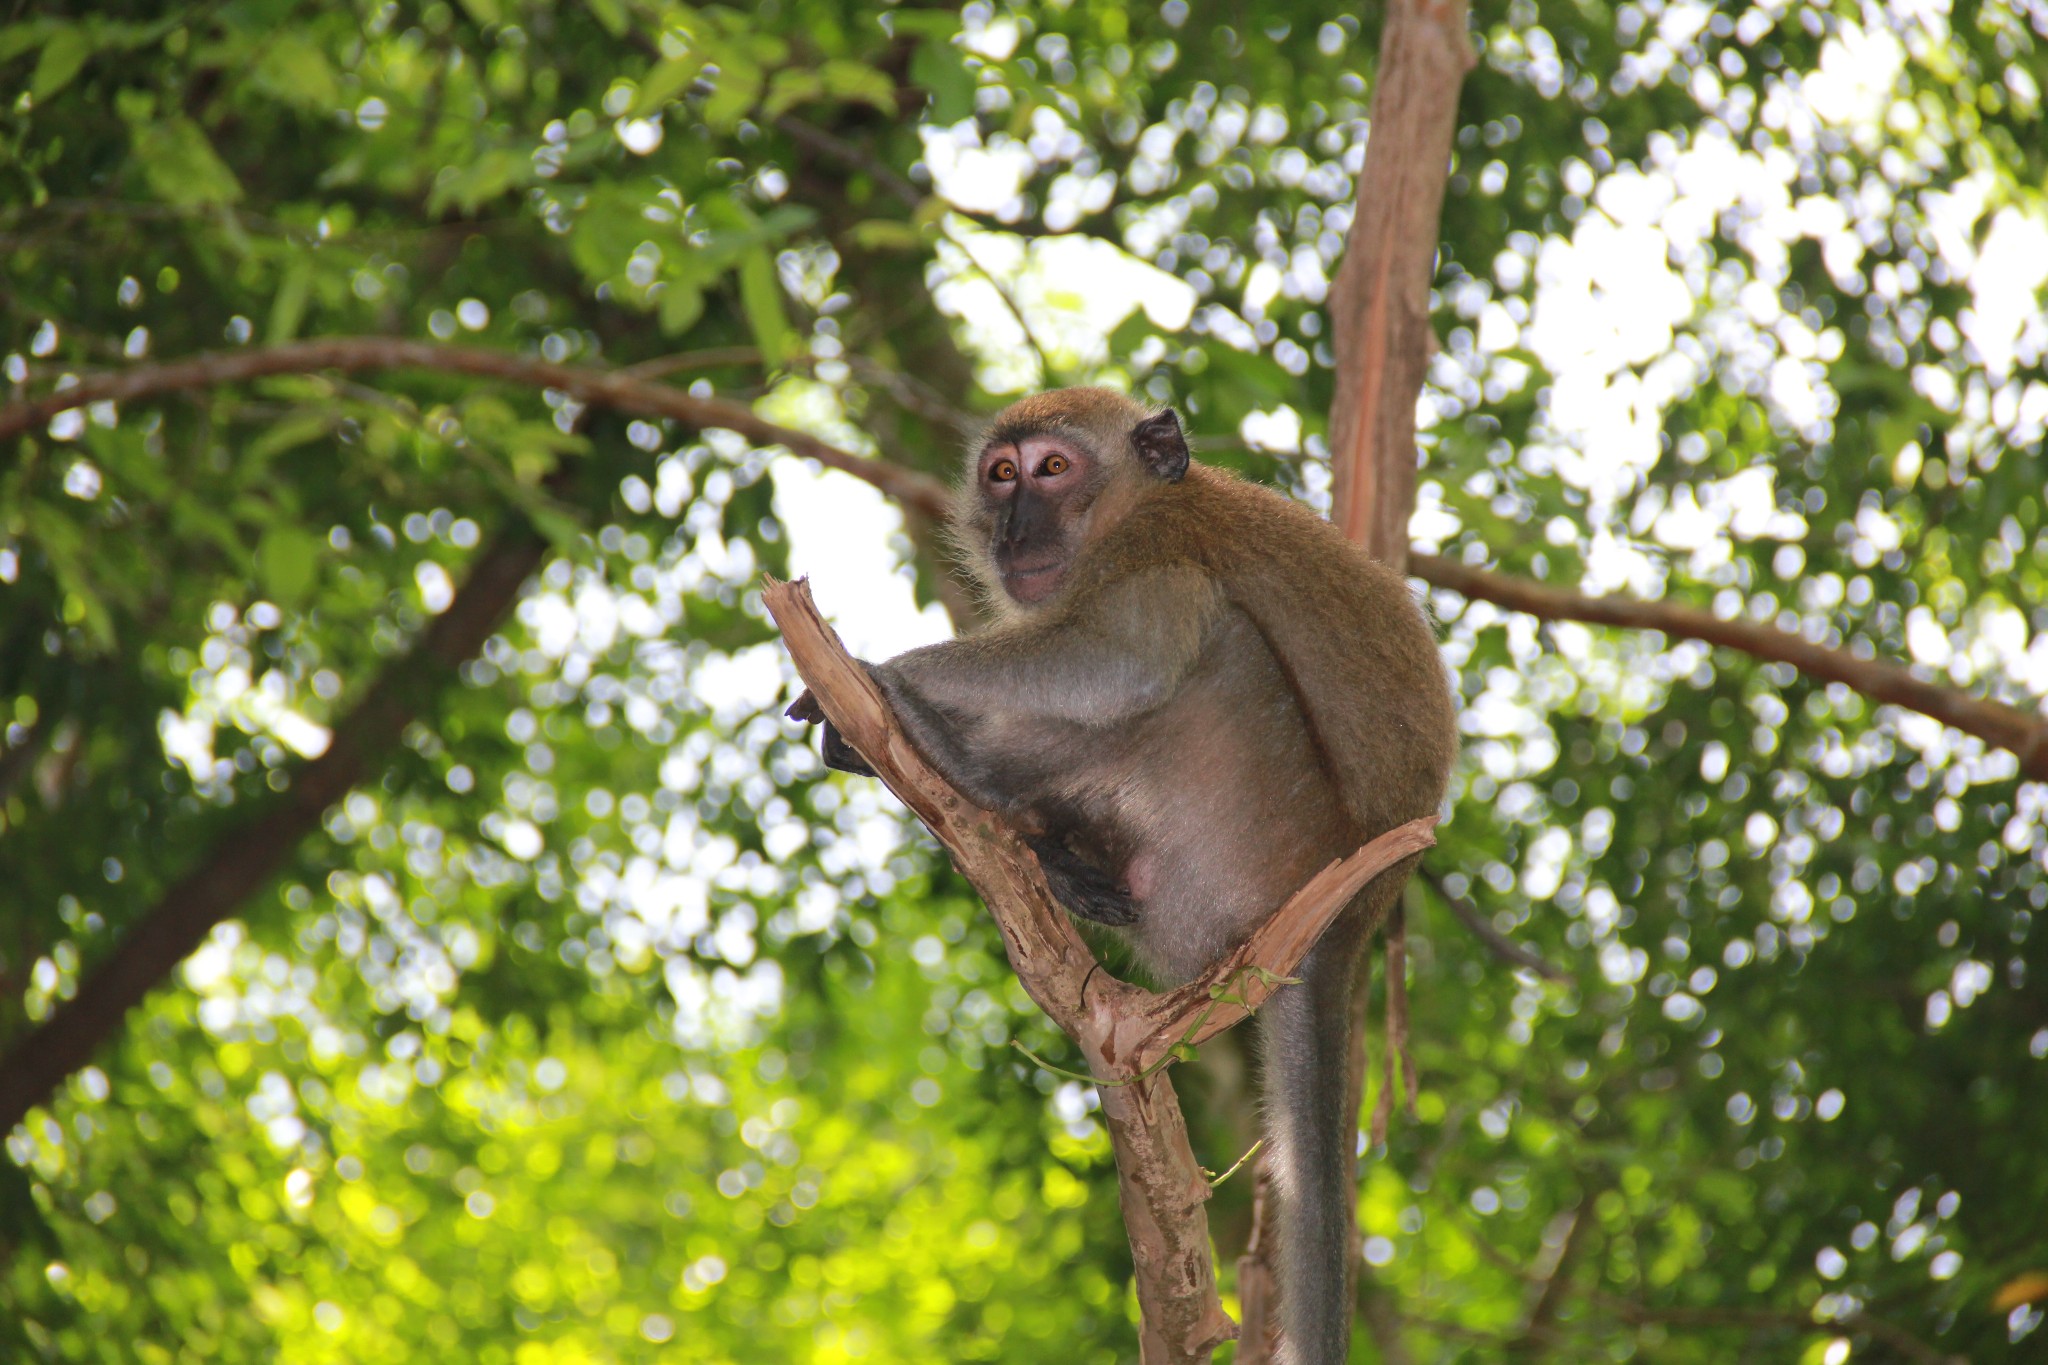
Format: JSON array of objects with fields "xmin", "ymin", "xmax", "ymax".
[{"xmin": 974, "ymin": 432, "xmax": 1103, "ymax": 605}]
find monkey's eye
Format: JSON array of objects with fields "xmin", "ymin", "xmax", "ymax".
[
  {"xmin": 990, "ymin": 459, "xmax": 1018, "ymax": 482},
  {"xmin": 1041, "ymin": 454, "xmax": 1069, "ymax": 476}
]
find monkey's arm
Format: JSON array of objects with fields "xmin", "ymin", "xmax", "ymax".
[
  {"xmin": 884, "ymin": 565, "xmax": 1224, "ymax": 724},
  {"xmin": 786, "ymin": 566, "xmax": 1220, "ymax": 833},
  {"xmin": 847, "ymin": 566, "xmax": 1221, "ymax": 814}
]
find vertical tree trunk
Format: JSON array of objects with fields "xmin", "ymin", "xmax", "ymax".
[
  {"xmin": 1328, "ymin": 0, "xmax": 1476, "ymax": 569},
  {"xmin": 1237, "ymin": 1, "xmax": 1474, "ymax": 1358}
]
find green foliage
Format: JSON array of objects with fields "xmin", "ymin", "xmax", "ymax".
[{"xmin": 2, "ymin": 0, "xmax": 2046, "ymax": 1362}]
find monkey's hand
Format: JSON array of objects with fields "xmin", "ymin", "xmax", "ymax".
[
  {"xmin": 785, "ymin": 688, "xmax": 878, "ymax": 778},
  {"xmin": 1026, "ymin": 836, "xmax": 1140, "ymax": 927}
]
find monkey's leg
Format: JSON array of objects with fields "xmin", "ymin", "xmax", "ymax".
[{"xmin": 1024, "ymin": 835, "xmax": 1139, "ymax": 926}]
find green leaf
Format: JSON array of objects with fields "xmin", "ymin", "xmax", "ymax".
[
  {"xmin": 26, "ymin": 509, "xmax": 116, "ymax": 650},
  {"xmin": 247, "ymin": 33, "xmax": 339, "ymax": 110},
  {"xmin": 0, "ymin": 22, "xmax": 60, "ymax": 65},
  {"xmin": 702, "ymin": 59, "xmax": 762, "ymax": 131},
  {"xmin": 886, "ymin": 11, "xmax": 963, "ymax": 39},
  {"xmin": 266, "ymin": 261, "xmax": 311, "ymax": 344},
  {"xmin": 910, "ymin": 38, "xmax": 975, "ymax": 125},
  {"xmin": 30, "ymin": 24, "xmax": 92, "ymax": 103},
  {"xmin": 255, "ymin": 526, "xmax": 324, "ymax": 606},
  {"xmin": 848, "ymin": 219, "xmax": 924, "ymax": 251},
  {"xmin": 763, "ymin": 69, "xmax": 823, "ymax": 119},
  {"xmin": 633, "ymin": 55, "xmax": 705, "ymax": 115},
  {"xmin": 582, "ymin": 0, "xmax": 628, "ymax": 37},
  {"xmin": 132, "ymin": 117, "xmax": 242, "ymax": 208},
  {"xmin": 427, "ymin": 147, "xmax": 533, "ymax": 216},
  {"xmin": 738, "ymin": 247, "xmax": 795, "ymax": 365},
  {"xmin": 243, "ymin": 412, "xmax": 332, "ymax": 465},
  {"xmin": 1107, "ymin": 311, "xmax": 1156, "ymax": 360},
  {"xmin": 818, "ymin": 60, "xmax": 897, "ymax": 115},
  {"xmin": 659, "ymin": 281, "xmax": 705, "ymax": 336}
]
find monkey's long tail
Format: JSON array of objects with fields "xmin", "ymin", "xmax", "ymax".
[{"xmin": 1257, "ymin": 912, "xmax": 1372, "ymax": 1365}]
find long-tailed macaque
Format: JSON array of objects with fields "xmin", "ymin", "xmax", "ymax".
[{"xmin": 788, "ymin": 387, "xmax": 1458, "ymax": 1364}]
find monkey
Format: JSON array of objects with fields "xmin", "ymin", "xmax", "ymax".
[{"xmin": 787, "ymin": 387, "xmax": 1457, "ymax": 1365}]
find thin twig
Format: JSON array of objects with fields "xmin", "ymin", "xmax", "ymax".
[
  {"xmin": 842, "ymin": 354, "xmax": 979, "ymax": 434},
  {"xmin": 1600, "ymin": 1299, "xmax": 1967, "ymax": 1365},
  {"xmin": 1421, "ymin": 866, "xmax": 1570, "ymax": 982},
  {"xmin": 1506, "ymin": 1203, "xmax": 1590, "ymax": 1356},
  {"xmin": 0, "ymin": 337, "xmax": 954, "ymax": 520},
  {"xmin": 618, "ymin": 345, "xmax": 771, "ymax": 380},
  {"xmin": 939, "ymin": 223, "xmax": 1055, "ymax": 385},
  {"xmin": 1370, "ymin": 902, "xmax": 1419, "ymax": 1146},
  {"xmin": 773, "ymin": 115, "xmax": 923, "ymax": 209},
  {"xmin": 1233, "ymin": 1156, "xmax": 1281, "ymax": 1365}
]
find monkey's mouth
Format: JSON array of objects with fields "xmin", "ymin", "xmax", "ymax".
[{"xmin": 1001, "ymin": 560, "xmax": 1066, "ymax": 602}]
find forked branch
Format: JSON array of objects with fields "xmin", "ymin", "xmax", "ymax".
[{"xmin": 1114, "ymin": 819, "xmax": 1439, "ymax": 1076}]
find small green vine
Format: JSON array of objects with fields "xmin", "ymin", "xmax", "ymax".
[{"xmin": 1203, "ymin": 1137, "xmax": 1265, "ymax": 1188}]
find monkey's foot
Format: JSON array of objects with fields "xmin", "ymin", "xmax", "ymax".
[
  {"xmin": 818, "ymin": 721, "xmax": 875, "ymax": 777},
  {"xmin": 1026, "ymin": 836, "xmax": 1139, "ymax": 926}
]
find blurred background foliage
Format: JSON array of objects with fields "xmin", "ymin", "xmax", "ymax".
[{"xmin": 2, "ymin": 0, "xmax": 2046, "ymax": 1360}]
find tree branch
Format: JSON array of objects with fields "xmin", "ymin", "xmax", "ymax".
[
  {"xmin": 1507, "ymin": 1203, "xmax": 1591, "ymax": 1356},
  {"xmin": 1420, "ymin": 866, "xmax": 1570, "ymax": 982},
  {"xmin": 1327, "ymin": 0, "xmax": 1475, "ymax": 565},
  {"xmin": 1602, "ymin": 1301, "xmax": 1966, "ymax": 1365},
  {"xmin": 0, "ymin": 337, "xmax": 953, "ymax": 522},
  {"xmin": 0, "ymin": 523, "xmax": 547, "ymax": 1134},
  {"xmin": 772, "ymin": 115, "xmax": 924, "ymax": 210},
  {"xmin": 1415, "ymin": 553, "xmax": 2048, "ymax": 781},
  {"xmin": 764, "ymin": 576, "xmax": 1230, "ymax": 1362},
  {"xmin": 11, "ymin": 342, "xmax": 2034, "ymax": 781},
  {"xmin": 1305, "ymin": 0, "xmax": 1476, "ymax": 1353},
  {"xmin": 1233, "ymin": 1160, "xmax": 1282, "ymax": 1361}
]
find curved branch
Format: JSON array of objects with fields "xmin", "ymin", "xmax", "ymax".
[
  {"xmin": 1414, "ymin": 554, "xmax": 2048, "ymax": 781},
  {"xmin": 0, "ymin": 523, "xmax": 547, "ymax": 1134},
  {"xmin": 0, "ymin": 337, "xmax": 953, "ymax": 521}
]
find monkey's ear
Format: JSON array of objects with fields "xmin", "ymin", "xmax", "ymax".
[{"xmin": 1130, "ymin": 409, "xmax": 1191, "ymax": 483}]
